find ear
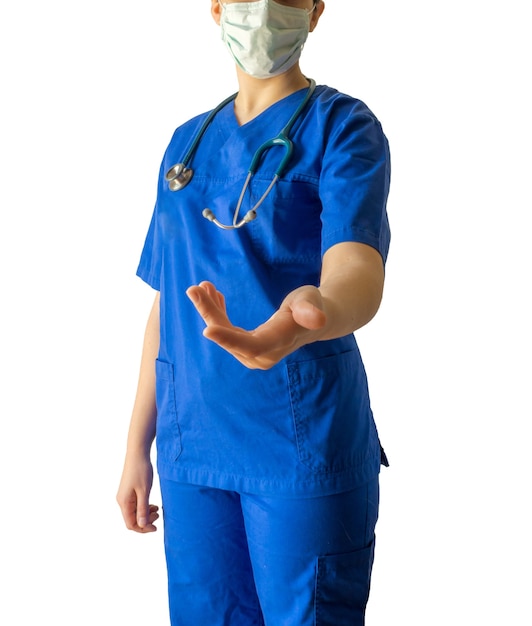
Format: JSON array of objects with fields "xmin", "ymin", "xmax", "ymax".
[
  {"xmin": 211, "ymin": 0, "xmax": 222, "ymax": 26},
  {"xmin": 309, "ymin": 1, "xmax": 325, "ymax": 33}
]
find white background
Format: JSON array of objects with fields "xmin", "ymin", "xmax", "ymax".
[{"xmin": 1, "ymin": 1, "xmax": 530, "ymax": 624}]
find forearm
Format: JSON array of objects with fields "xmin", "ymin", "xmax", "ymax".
[
  {"xmin": 316, "ymin": 241, "xmax": 385, "ymax": 341},
  {"xmin": 125, "ymin": 293, "xmax": 160, "ymax": 456}
]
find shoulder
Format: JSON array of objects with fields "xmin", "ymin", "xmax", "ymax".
[
  {"xmin": 307, "ymin": 85, "xmax": 388, "ymax": 152},
  {"xmin": 168, "ymin": 110, "xmax": 211, "ymax": 144},
  {"xmin": 311, "ymin": 84, "xmax": 385, "ymax": 130},
  {"xmin": 161, "ymin": 106, "xmax": 221, "ymax": 168}
]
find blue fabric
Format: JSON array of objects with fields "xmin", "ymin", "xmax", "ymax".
[
  {"xmin": 138, "ymin": 84, "xmax": 391, "ymax": 496},
  {"xmin": 160, "ymin": 478, "xmax": 379, "ymax": 626}
]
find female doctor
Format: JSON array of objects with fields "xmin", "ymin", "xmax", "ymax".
[{"xmin": 117, "ymin": 1, "xmax": 391, "ymax": 624}]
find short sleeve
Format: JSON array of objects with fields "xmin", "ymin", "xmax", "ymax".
[
  {"xmin": 136, "ymin": 204, "xmax": 162, "ymax": 291},
  {"xmin": 319, "ymin": 99, "xmax": 391, "ymax": 263}
]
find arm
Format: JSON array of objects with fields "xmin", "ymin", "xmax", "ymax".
[
  {"xmin": 316, "ymin": 240, "xmax": 384, "ymax": 339},
  {"xmin": 116, "ymin": 292, "xmax": 161, "ymax": 532},
  {"xmin": 186, "ymin": 241, "xmax": 384, "ymax": 370}
]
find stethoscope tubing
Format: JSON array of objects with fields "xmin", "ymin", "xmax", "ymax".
[{"xmin": 166, "ymin": 79, "xmax": 316, "ymax": 228}]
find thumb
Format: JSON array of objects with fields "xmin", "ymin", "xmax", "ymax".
[
  {"xmin": 136, "ymin": 494, "xmax": 150, "ymax": 528},
  {"xmin": 291, "ymin": 296, "xmax": 327, "ymax": 330}
]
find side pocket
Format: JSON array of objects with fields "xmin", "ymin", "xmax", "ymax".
[
  {"xmin": 287, "ymin": 349, "xmax": 373, "ymax": 474},
  {"xmin": 315, "ymin": 538, "xmax": 376, "ymax": 626},
  {"xmin": 155, "ymin": 359, "xmax": 182, "ymax": 462}
]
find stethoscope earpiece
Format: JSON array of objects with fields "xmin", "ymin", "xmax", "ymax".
[
  {"xmin": 202, "ymin": 209, "xmax": 215, "ymax": 222},
  {"xmin": 202, "ymin": 207, "xmax": 258, "ymax": 230},
  {"xmin": 243, "ymin": 210, "xmax": 257, "ymax": 223}
]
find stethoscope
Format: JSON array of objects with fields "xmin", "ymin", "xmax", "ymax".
[{"xmin": 165, "ymin": 79, "xmax": 316, "ymax": 230}]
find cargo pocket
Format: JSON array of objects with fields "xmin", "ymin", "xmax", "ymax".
[
  {"xmin": 315, "ymin": 537, "xmax": 376, "ymax": 626},
  {"xmin": 155, "ymin": 359, "xmax": 182, "ymax": 462}
]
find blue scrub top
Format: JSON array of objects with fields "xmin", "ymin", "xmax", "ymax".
[{"xmin": 137, "ymin": 84, "xmax": 391, "ymax": 496}]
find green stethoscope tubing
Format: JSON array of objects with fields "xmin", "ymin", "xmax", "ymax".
[{"xmin": 165, "ymin": 79, "xmax": 317, "ymax": 230}]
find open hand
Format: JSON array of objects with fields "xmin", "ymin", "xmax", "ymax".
[{"xmin": 186, "ymin": 281, "xmax": 327, "ymax": 370}]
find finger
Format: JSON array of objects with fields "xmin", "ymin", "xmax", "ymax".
[
  {"xmin": 120, "ymin": 497, "xmax": 140, "ymax": 531},
  {"xmin": 137, "ymin": 505, "xmax": 159, "ymax": 533},
  {"xmin": 203, "ymin": 325, "xmax": 254, "ymax": 357},
  {"xmin": 187, "ymin": 286, "xmax": 232, "ymax": 327},
  {"xmin": 197, "ymin": 281, "xmax": 217, "ymax": 298},
  {"xmin": 134, "ymin": 504, "xmax": 159, "ymax": 533},
  {"xmin": 148, "ymin": 504, "xmax": 159, "ymax": 518},
  {"xmin": 198, "ymin": 281, "xmax": 227, "ymax": 311},
  {"xmin": 216, "ymin": 288, "xmax": 226, "ymax": 311},
  {"xmin": 203, "ymin": 310, "xmax": 295, "ymax": 358},
  {"xmin": 203, "ymin": 324, "xmax": 285, "ymax": 370},
  {"xmin": 136, "ymin": 522, "xmax": 157, "ymax": 533}
]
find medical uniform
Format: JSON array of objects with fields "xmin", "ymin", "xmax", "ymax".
[{"xmin": 138, "ymin": 84, "xmax": 391, "ymax": 625}]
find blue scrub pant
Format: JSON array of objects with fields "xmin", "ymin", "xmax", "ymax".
[{"xmin": 160, "ymin": 477, "xmax": 379, "ymax": 626}]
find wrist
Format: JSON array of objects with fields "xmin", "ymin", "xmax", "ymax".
[{"xmin": 125, "ymin": 437, "xmax": 154, "ymax": 458}]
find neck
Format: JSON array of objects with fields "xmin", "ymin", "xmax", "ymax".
[{"xmin": 233, "ymin": 65, "xmax": 310, "ymax": 125}]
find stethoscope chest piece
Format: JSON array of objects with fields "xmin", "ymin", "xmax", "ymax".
[{"xmin": 165, "ymin": 163, "xmax": 194, "ymax": 191}]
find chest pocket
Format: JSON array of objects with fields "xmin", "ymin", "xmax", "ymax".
[{"xmin": 248, "ymin": 178, "xmax": 322, "ymax": 266}]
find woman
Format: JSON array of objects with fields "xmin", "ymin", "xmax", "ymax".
[{"xmin": 117, "ymin": 1, "xmax": 391, "ymax": 624}]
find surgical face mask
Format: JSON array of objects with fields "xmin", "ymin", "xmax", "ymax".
[{"xmin": 219, "ymin": 0, "xmax": 314, "ymax": 79}]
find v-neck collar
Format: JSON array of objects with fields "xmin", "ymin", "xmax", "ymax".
[{"xmin": 216, "ymin": 86, "xmax": 312, "ymax": 135}]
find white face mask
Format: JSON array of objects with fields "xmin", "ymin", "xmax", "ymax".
[{"xmin": 219, "ymin": 0, "xmax": 314, "ymax": 79}]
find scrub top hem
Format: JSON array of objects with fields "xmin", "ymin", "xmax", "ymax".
[
  {"xmin": 136, "ymin": 267, "xmax": 159, "ymax": 292},
  {"xmin": 156, "ymin": 452, "xmax": 382, "ymax": 498}
]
